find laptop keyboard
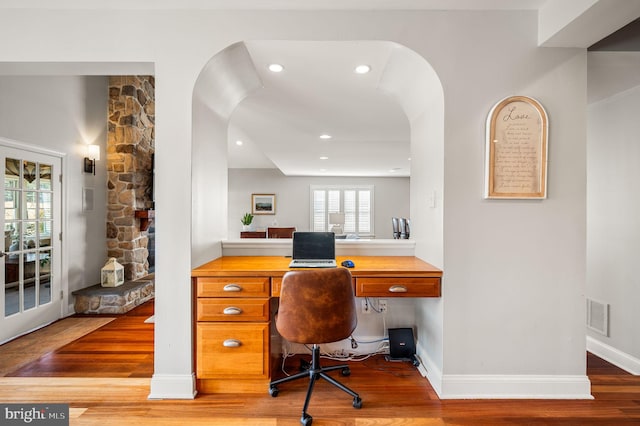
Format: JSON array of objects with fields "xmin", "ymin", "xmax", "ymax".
[{"xmin": 289, "ymin": 259, "xmax": 337, "ymax": 268}]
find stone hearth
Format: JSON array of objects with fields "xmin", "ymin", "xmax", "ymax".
[{"xmin": 72, "ymin": 275, "xmax": 154, "ymax": 315}]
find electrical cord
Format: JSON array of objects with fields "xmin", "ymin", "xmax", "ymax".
[
  {"xmin": 279, "ymin": 340, "xmax": 299, "ymax": 377},
  {"xmin": 278, "ymin": 300, "xmax": 393, "ymax": 375},
  {"xmin": 366, "ymin": 296, "xmax": 382, "ymax": 313}
]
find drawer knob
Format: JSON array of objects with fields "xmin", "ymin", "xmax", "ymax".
[
  {"xmin": 223, "ymin": 284, "xmax": 242, "ymax": 292},
  {"xmin": 389, "ymin": 285, "xmax": 408, "ymax": 293},
  {"xmin": 223, "ymin": 339, "xmax": 242, "ymax": 348},
  {"xmin": 223, "ymin": 307, "xmax": 242, "ymax": 315}
]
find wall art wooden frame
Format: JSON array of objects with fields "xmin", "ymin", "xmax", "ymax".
[
  {"xmin": 485, "ymin": 95, "xmax": 548, "ymax": 199},
  {"xmin": 251, "ymin": 193, "xmax": 275, "ymax": 215}
]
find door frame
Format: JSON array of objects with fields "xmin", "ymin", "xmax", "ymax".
[{"xmin": 1, "ymin": 136, "xmax": 69, "ymax": 341}]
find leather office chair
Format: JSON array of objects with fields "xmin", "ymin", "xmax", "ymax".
[{"xmin": 269, "ymin": 268, "xmax": 362, "ymax": 425}]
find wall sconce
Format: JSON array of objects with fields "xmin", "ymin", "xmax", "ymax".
[{"xmin": 84, "ymin": 144, "xmax": 100, "ymax": 175}]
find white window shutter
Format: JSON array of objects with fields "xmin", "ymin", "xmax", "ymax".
[{"xmin": 312, "ymin": 190, "xmax": 325, "ymax": 232}]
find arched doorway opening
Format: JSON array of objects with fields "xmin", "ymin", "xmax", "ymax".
[{"xmin": 191, "ymin": 39, "xmax": 445, "ymax": 390}]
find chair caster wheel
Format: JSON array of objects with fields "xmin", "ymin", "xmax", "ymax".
[
  {"xmin": 353, "ymin": 396, "xmax": 363, "ymax": 409},
  {"xmin": 341, "ymin": 367, "xmax": 351, "ymax": 376},
  {"xmin": 301, "ymin": 413, "xmax": 312, "ymax": 425},
  {"xmin": 269, "ymin": 386, "xmax": 279, "ymax": 397}
]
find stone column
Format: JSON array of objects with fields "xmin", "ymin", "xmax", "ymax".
[{"xmin": 107, "ymin": 76, "xmax": 155, "ymax": 280}]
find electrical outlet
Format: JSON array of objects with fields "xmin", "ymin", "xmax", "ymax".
[
  {"xmin": 379, "ymin": 299, "xmax": 388, "ymax": 313},
  {"xmin": 361, "ymin": 299, "xmax": 371, "ymax": 314}
]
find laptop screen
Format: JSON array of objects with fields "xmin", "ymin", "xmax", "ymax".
[{"xmin": 292, "ymin": 232, "xmax": 335, "ymax": 260}]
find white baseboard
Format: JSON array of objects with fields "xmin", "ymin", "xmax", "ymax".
[
  {"xmin": 416, "ymin": 344, "xmax": 443, "ymax": 397},
  {"xmin": 148, "ymin": 373, "xmax": 197, "ymax": 399},
  {"xmin": 439, "ymin": 374, "xmax": 592, "ymax": 399},
  {"xmin": 415, "ymin": 343, "xmax": 592, "ymax": 399},
  {"xmin": 587, "ymin": 336, "xmax": 640, "ymax": 375}
]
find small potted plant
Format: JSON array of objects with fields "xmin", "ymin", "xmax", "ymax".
[{"xmin": 241, "ymin": 213, "xmax": 254, "ymax": 231}]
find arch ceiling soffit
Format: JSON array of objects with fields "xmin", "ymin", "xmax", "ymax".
[
  {"xmin": 195, "ymin": 40, "xmax": 443, "ymax": 176},
  {"xmin": 195, "ymin": 42, "xmax": 262, "ymax": 119}
]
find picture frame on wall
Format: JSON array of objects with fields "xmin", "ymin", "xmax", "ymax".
[
  {"xmin": 484, "ymin": 95, "xmax": 548, "ymax": 199},
  {"xmin": 252, "ymin": 193, "xmax": 276, "ymax": 215}
]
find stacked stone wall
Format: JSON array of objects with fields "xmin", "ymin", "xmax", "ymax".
[{"xmin": 107, "ymin": 76, "xmax": 155, "ymax": 280}]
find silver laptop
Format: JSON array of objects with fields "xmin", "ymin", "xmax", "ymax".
[{"xmin": 288, "ymin": 232, "xmax": 337, "ymax": 268}]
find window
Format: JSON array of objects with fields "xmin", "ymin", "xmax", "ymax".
[{"xmin": 310, "ymin": 185, "xmax": 374, "ymax": 237}]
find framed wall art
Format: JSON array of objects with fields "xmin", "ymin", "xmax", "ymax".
[
  {"xmin": 485, "ymin": 95, "xmax": 548, "ymax": 199},
  {"xmin": 251, "ymin": 193, "xmax": 276, "ymax": 215}
]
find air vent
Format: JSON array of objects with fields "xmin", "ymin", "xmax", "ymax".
[{"xmin": 586, "ymin": 298, "xmax": 609, "ymax": 336}]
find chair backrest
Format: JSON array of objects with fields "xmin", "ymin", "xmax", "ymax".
[
  {"xmin": 267, "ymin": 227, "xmax": 296, "ymax": 238},
  {"xmin": 276, "ymin": 268, "xmax": 357, "ymax": 344}
]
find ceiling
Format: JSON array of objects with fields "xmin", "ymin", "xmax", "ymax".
[
  {"xmin": 0, "ymin": 0, "xmax": 546, "ymax": 10},
  {"xmin": 227, "ymin": 41, "xmax": 411, "ymax": 177}
]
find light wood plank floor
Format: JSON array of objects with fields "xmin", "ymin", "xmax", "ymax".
[{"xmin": 1, "ymin": 301, "xmax": 639, "ymax": 425}]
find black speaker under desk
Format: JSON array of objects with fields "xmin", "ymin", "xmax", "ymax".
[{"xmin": 386, "ymin": 327, "xmax": 420, "ymax": 367}]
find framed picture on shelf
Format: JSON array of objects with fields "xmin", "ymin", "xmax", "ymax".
[{"xmin": 252, "ymin": 193, "xmax": 276, "ymax": 215}]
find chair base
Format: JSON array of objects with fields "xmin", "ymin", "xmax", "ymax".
[{"xmin": 269, "ymin": 344, "xmax": 362, "ymax": 425}]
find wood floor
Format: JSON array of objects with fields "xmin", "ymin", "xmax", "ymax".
[
  {"xmin": 5, "ymin": 301, "xmax": 154, "ymax": 378},
  {"xmin": 1, "ymin": 300, "xmax": 639, "ymax": 425}
]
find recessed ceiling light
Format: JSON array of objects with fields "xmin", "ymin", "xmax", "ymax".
[
  {"xmin": 319, "ymin": 134, "xmax": 332, "ymax": 140},
  {"xmin": 235, "ymin": 140, "xmax": 243, "ymax": 146},
  {"xmin": 268, "ymin": 63, "xmax": 284, "ymax": 72},
  {"xmin": 319, "ymin": 156, "xmax": 329, "ymax": 160},
  {"xmin": 354, "ymin": 65, "xmax": 371, "ymax": 74}
]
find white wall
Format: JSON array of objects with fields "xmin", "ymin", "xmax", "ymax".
[
  {"xmin": 378, "ymin": 42, "xmax": 445, "ymax": 384},
  {"xmin": 587, "ymin": 83, "xmax": 640, "ymax": 373},
  {"xmin": 0, "ymin": 76, "xmax": 108, "ymax": 306},
  {"xmin": 0, "ymin": 8, "xmax": 590, "ymax": 399},
  {"xmin": 227, "ymin": 168, "xmax": 409, "ymax": 239}
]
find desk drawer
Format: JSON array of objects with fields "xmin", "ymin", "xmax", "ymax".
[
  {"xmin": 271, "ymin": 277, "xmax": 355, "ymax": 297},
  {"xmin": 196, "ymin": 322, "xmax": 270, "ymax": 379},
  {"xmin": 356, "ymin": 277, "xmax": 441, "ymax": 297},
  {"xmin": 197, "ymin": 298, "xmax": 270, "ymax": 322},
  {"xmin": 196, "ymin": 277, "xmax": 270, "ymax": 298}
]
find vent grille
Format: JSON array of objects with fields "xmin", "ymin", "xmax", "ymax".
[{"xmin": 587, "ymin": 298, "xmax": 609, "ymax": 336}]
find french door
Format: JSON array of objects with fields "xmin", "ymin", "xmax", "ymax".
[{"xmin": 0, "ymin": 142, "xmax": 62, "ymax": 344}]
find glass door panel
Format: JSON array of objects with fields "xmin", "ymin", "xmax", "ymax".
[
  {"xmin": 23, "ymin": 160, "xmax": 37, "ymax": 190},
  {"xmin": 39, "ymin": 249, "xmax": 51, "ymax": 305},
  {"xmin": 2, "ymin": 143, "xmax": 61, "ymax": 343},
  {"xmin": 3, "ymin": 155, "xmax": 58, "ymax": 323},
  {"xmin": 39, "ymin": 164, "xmax": 52, "ymax": 190}
]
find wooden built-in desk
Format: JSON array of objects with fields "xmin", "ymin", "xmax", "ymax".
[{"xmin": 192, "ymin": 255, "xmax": 442, "ymax": 393}]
